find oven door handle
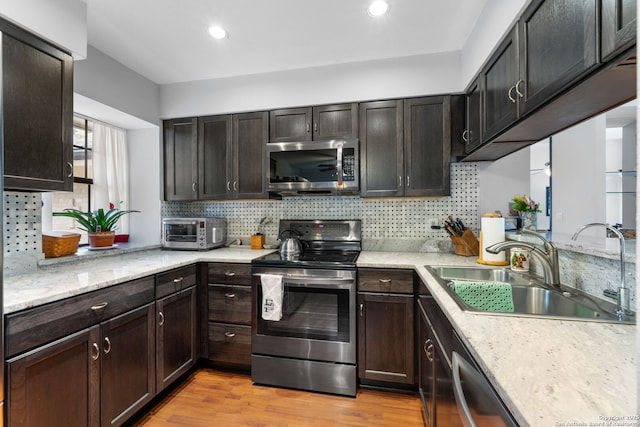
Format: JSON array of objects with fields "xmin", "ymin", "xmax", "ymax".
[{"xmin": 253, "ymin": 274, "xmax": 354, "ymax": 289}]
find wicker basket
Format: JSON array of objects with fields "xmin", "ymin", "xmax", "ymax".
[{"xmin": 42, "ymin": 232, "xmax": 81, "ymax": 258}]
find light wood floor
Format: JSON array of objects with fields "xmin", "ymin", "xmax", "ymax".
[{"xmin": 133, "ymin": 369, "xmax": 425, "ymax": 427}]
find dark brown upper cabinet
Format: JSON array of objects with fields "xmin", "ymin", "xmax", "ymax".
[
  {"xmin": 359, "ymin": 100, "xmax": 404, "ymax": 197},
  {"xmin": 403, "ymin": 96, "xmax": 453, "ymax": 196},
  {"xmin": 269, "ymin": 103, "xmax": 357, "ymax": 142},
  {"xmin": 163, "ymin": 117, "xmax": 198, "ymax": 201},
  {"xmin": 163, "ymin": 112, "xmax": 268, "ymax": 201},
  {"xmin": 360, "ymin": 97, "xmax": 455, "ymax": 198},
  {"xmin": 481, "ymin": 27, "xmax": 520, "ymax": 143},
  {"xmin": 231, "ymin": 111, "xmax": 269, "ymax": 199},
  {"xmin": 517, "ymin": 0, "xmax": 598, "ymax": 116},
  {"xmin": 462, "ymin": 77, "xmax": 482, "ymax": 155},
  {"xmin": 198, "ymin": 114, "xmax": 232, "ymax": 200},
  {"xmin": 2, "ymin": 21, "xmax": 73, "ymax": 192},
  {"xmin": 601, "ymin": 0, "xmax": 637, "ymax": 62}
]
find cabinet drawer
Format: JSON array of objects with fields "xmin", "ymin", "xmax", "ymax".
[
  {"xmin": 6, "ymin": 276, "xmax": 155, "ymax": 358},
  {"xmin": 207, "ymin": 323, "xmax": 251, "ymax": 368},
  {"xmin": 156, "ymin": 265, "xmax": 197, "ymax": 299},
  {"xmin": 358, "ymin": 268, "xmax": 414, "ymax": 294},
  {"xmin": 208, "ymin": 263, "xmax": 252, "ymax": 285},
  {"xmin": 208, "ymin": 284, "xmax": 252, "ymax": 325}
]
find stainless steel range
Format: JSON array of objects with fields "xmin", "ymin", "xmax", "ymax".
[{"xmin": 251, "ymin": 219, "xmax": 361, "ymax": 397}]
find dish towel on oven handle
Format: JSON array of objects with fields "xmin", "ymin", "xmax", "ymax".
[{"xmin": 260, "ymin": 274, "xmax": 284, "ymax": 321}]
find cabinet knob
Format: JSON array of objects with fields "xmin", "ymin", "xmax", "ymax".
[
  {"xmin": 91, "ymin": 343, "xmax": 100, "ymax": 361},
  {"xmin": 91, "ymin": 302, "xmax": 108, "ymax": 311},
  {"xmin": 103, "ymin": 337, "xmax": 112, "ymax": 355},
  {"xmin": 158, "ymin": 311, "xmax": 165, "ymax": 326}
]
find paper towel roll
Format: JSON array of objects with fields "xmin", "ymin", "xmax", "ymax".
[{"xmin": 478, "ymin": 216, "xmax": 507, "ymax": 265}]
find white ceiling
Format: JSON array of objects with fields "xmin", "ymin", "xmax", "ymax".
[{"xmin": 85, "ymin": 0, "xmax": 488, "ymax": 85}]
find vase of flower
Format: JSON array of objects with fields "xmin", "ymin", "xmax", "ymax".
[{"xmin": 511, "ymin": 195, "xmax": 541, "ymax": 232}]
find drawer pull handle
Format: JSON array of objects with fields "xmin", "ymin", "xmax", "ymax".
[
  {"xmin": 103, "ymin": 337, "xmax": 112, "ymax": 355},
  {"xmin": 91, "ymin": 343, "xmax": 100, "ymax": 361},
  {"xmin": 224, "ymin": 271, "xmax": 236, "ymax": 277},
  {"xmin": 173, "ymin": 277, "xmax": 183, "ymax": 284},
  {"xmin": 67, "ymin": 162, "xmax": 73, "ymax": 178},
  {"xmin": 360, "ymin": 303, "xmax": 364, "ymax": 317},
  {"xmin": 424, "ymin": 340, "xmax": 434, "ymax": 362},
  {"xmin": 158, "ymin": 311, "xmax": 165, "ymax": 326},
  {"xmin": 379, "ymin": 279, "xmax": 392, "ymax": 284},
  {"xmin": 224, "ymin": 332, "xmax": 235, "ymax": 338},
  {"xmin": 224, "ymin": 293, "xmax": 236, "ymax": 299},
  {"xmin": 91, "ymin": 302, "xmax": 108, "ymax": 311}
]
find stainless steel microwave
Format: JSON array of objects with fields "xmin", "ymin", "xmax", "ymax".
[
  {"xmin": 162, "ymin": 217, "xmax": 227, "ymax": 250},
  {"xmin": 266, "ymin": 138, "xmax": 359, "ymax": 196}
]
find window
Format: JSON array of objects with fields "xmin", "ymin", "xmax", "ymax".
[{"xmin": 50, "ymin": 116, "xmax": 94, "ymax": 244}]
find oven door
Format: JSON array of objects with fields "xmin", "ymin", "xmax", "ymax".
[{"xmin": 252, "ymin": 270, "xmax": 356, "ymax": 364}]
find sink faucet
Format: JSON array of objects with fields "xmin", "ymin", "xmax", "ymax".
[
  {"xmin": 571, "ymin": 223, "xmax": 632, "ymax": 319},
  {"xmin": 485, "ymin": 230, "xmax": 561, "ymax": 287}
]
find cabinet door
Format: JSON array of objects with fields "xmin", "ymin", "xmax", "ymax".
[
  {"xmin": 418, "ymin": 304, "xmax": 435, "ymax": 427},
  {"xmin": 359, "ymin": 100, "xmax": 404, "ymax": 197},
  {"xmin": 232, "ymin": 111, "xmax": 268, "ymax": 199},
  {"xmin": 269, "ymin": 107, "xmax": 312, "ymax": 142},
  {"xmin": 602, "ymin": 0, "xmax": 637, "ymax": 61},
  {"xmin": 163, "ymin": 118, "xmax": 198, "ymax": 200},
  {"xmin": 482, "ymin": 27, "xmax": 519, "ymax": 142},
  {"xmin": 357, "ymin": 293, "xmax": 414, "ymax": 384},
  {"xmin": 156, "ymin": 287, "xmax": 196, "ymax": 393},
  {"xmin": 101, "ymin": 303, "xmax": 155, "ymax": 427},
  {"xmin": 7, "ymin": 327, "xmax": 100, "ymax": 427},
  {"xmin": 313, "ymin": 103, "xmax": 358, "ymax": 139},
  {"xmin": 2, "ymin": 29, "xmax": 73, "ymax": 192},
  {"xmin": 199, "ymin": 115, "xmax": 232, "ymax": 200},
  {"xmin": 404, "ymin": 96, "xmax": 451, "ymax": 196},
  {"xmin": 518, "ymin": 0, "xmax": 597, "ymax": 116},
  {"xmin": 464, "ymin": 78, "xmax": 482, "ymax": 154}
]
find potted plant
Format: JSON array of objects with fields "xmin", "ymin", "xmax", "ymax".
[
  {"xmin": 53, "ymin": 205, "xmax": 139, "ymax": 248},
  {"xmin": 511, "ymin": 195, "xmax": 541, "ymax": 231}
]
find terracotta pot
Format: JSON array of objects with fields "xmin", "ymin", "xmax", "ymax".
[{"xmin": 88, "ymin": 231, "xmax": 116, "ymax": 248}]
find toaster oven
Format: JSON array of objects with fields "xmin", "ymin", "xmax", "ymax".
[{"xmin": 162, "ymin": 217, "xmax": 227, "ymax": 250}]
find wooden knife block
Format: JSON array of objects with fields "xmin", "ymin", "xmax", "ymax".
[{"xmin": 450, "ymin": 229, "xmax": 480, "ymax": 257}]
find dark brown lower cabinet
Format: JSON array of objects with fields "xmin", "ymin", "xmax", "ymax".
[
  {"xmin": 7, "ymin": 302, "xmax": 156, "ymax": 427},
  {"xmin": 156, "ymin": 286, "xmax": 197, "ymax": 393},
  {"xmin": 100, "ymin": 302, "xmax": 156, "ymax": 427},
  {"xmin": 357, "ymin": 293, "xmax": 414, "ymax": 385},
  {"xmin": 7, "ymin": 327, "xmax": 100, "ymax": 427}
]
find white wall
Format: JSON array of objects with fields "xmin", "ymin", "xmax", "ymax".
[
  {"xmin": 0, "ymin": 0, "xmax": 87, "ymax": 58},
  {"xmin": 128, "ymin": 128, "xmax": 161, "ymax": 245},
  {"xmin": 75, "ymin": 46, "xmax": 161, "ymax": 126},
  {"xmin": 552, "ymin": 115, "xmax": 607, "ymax": 236},
  {"xmin": 160, "ymin": 52, "xmax": 462, "ymax": 118},
  {"xmin": 530, "ymin": 139, "xmax": 551, "ymax": 231},
  {"xmin": 477, "ymin": 148, "xmax": 530, "ymax": 218}
]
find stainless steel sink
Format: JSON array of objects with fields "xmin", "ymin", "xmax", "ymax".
[{"xmin": 425, "ymin": 265, "xmax": 633, "ymax": 324}]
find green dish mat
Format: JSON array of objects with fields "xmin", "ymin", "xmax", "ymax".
[{"xmin": 451, "ymin": 280, "xmax": 515, "ymax": 312}]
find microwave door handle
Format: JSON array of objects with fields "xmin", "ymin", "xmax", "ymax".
[
  {"xmin": 452, "ymin": 352, "xmax": 478, "ymax": 427},
  {"xmin": 336, "ymin": 143, "xmax": 343, "ymax": 187}
]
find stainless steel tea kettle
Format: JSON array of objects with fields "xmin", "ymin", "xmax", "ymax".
[{"xmin": 279, "ymin": 229, "xmax": 302, "ymax": 258}]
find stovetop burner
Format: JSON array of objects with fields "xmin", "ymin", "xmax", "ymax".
[{"xmin": 251, "ymin": 219, "xmax": 362, "ymax": 269}]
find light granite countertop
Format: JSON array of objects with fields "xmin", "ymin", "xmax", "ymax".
[
  {"xmin": 358, "ymin": 251, "xmax": 637, "ymax": 427},
  {"xmin": 5, "ymin": 248, "xmax": 637, "ymax": 427}
]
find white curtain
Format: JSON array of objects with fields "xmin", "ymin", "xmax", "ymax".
[{"xmin": 93, "ymin": 123, "xmax": 130, "ymax": 235}]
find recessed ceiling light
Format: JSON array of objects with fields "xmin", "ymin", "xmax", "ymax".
[
  {"xmin": 368, "ymin": 1, "xmax": 389, "ymax": 16},
  {"xmin": 208, "ymin": 25, "xmax": 228, "ymax": 39}
]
